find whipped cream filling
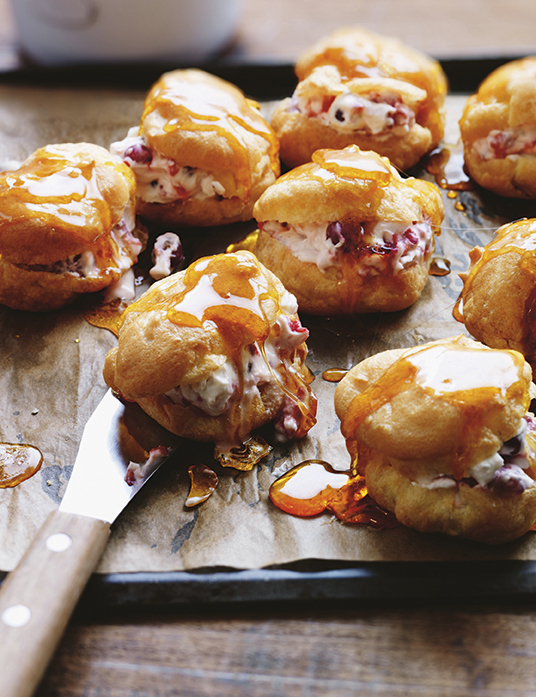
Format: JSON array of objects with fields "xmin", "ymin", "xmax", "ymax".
[
  {"xmin": 472, "ymin": 124, "xmax": 536, "ymax": 161},
  {"xmin": 166, "ymin": 358, "xmax": 240, "ymax": 417},
  {"xmin": 293, "ymin": 89, "xmax": 415, "ymax": 138},
  {"xmin": 164, "ymin": 292, "xmax": 309, "ymax": 426},
  {"xmin": 149, "ymin": 232, "xmax": 184, "ymax": 280},
  {"xmin": 111, "ymin": 128, "xmax": 225, "ymax": 204},
  {"xmin": 260, "ymin": 219, "xmax": 433, "ymax": 274}
]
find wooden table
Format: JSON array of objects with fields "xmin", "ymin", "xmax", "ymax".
[{"xmin": 2, "ymin": 0, "xmax": 536, "ymax": 695}]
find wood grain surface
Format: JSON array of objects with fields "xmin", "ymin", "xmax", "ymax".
[
  {"xmin": 36, "ymin": 602, "xmax": 536, "ymax": 696},
  {"xmin": 2, "ymin": 0, "xmax": 536, "ymax": 695}
]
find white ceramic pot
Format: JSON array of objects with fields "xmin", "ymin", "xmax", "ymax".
[{"xmin": 9, "ymin": 0, "xmax": 243, "ymax": 65}]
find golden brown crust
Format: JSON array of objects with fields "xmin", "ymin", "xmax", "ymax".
[
  {"xmin": 135, "ymin": 69, "xmax": 280, "ymax": 225},
  {"xmin": 253, "ymin": 146, "xmax": 444, "ymax": 315},
  {"xmin": 459, "ymin": 57, "xmax": 536, "ymax": 197},
  {"xmin": 253, "ymin": 148, "xmax": 443, "ymax": 225},
  {"xmin": 334, "ymin": 336, "xmax": 536, "ymax": 544},
  {"xmin": 272, "ymin": 27, "xmax": 447, "ymax": 171},
  {"xmin": 0, "ymin": 257, "xmax": 119, "ymax": 312},
  {"xmin": 457, "ymin": 218, "xmax": 536, "ymax": 370}
]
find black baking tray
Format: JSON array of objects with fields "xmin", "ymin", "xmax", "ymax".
[
  {"xmin": 0, "ymin": 52, "xmax": 528, "ymax": 97},
  {"xmin": 2, "ymin": 54, "xmax": 536, "ymax": 609}
]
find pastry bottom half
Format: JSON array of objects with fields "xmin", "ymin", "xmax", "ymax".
[
  {"xmin": 103, "ymin": 345, "xmax": 286, "ymax": 444},
  {"xmin": 271, "ymin": 102, "xmax": 433, "ymax": 172},
  {"xmin": 255, "ymin": 231, "xmax": 430, "ymax": 315},
  {"xmin": 365, "ymin": 449, "xmax": 536, "ymax": 545},
  {"xmin": 0, "ymin": 257, "xmax": 116, "ymax": 311}
]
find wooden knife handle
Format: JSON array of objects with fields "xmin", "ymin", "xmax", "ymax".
[{"xmin": 0, "ymin": 510, "xmax": 110, "ymax": 697}]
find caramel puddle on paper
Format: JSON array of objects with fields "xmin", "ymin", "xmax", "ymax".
[
  {"xmin": 185, "ymin": 464, "xmax": 219, "ymax": 507},
  {"xmin": 0, "ymin": 443, "xmax": 43, "ymax": 488},
  {"xmin": 84, "ymin": 298, "xmax": 125, "ymax": 337},
  {"xmin": 424, "ymin": 146, "xmax": 474, "ymax": 191},
  {"xmin": 226, "ymin": 229, "xmax": 259, "ymax": 254},
  {"xmin": 269, "ymin": 459, "xmax": 399, "ymax": 528},
  {"xmin": 429, "ymin": 257, "xmax": 451, "ymax": 276},
  {"xmin": 215, "ymin": 436, "xmax": 272, "ymax": 471},
  {"xmin": 322, "ymin": 367, "xmax": 349, "ymax": 382}
]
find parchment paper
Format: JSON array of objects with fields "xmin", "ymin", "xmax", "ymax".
[{"xmin": 2, "ymin": 86, "xmax": 536, "ymax": 574}]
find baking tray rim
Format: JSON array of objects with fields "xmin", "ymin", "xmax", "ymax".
[{"xmin": 1, "ymin": 55, "xmax": 535, "ymax": 607}]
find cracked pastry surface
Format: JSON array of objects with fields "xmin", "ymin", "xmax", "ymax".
[
  {"xmin": 271, "ymin": 26, "xmax": 447, "ymax": 171},
  {"xmin": 334, "ymin": 335, "xmax": 536, "ymax": 544},
  {"xmin": 103, "ymin": 250, "xmax": 317, "ymax": 445},
  {"xmin": 455, "ymin": 218, "xmax": 536, "ymax": 372},
  {"xmin": 111, "ymin": 68, "xmax": 280, "ymax": 226},
  {"xmin": 0, "ymin": 142, "xmax": 146, "ymax": 311},
  {"xmin": 253, "ymin": 145, "xmax": 444, "ymax": 315},
  {"xmin": 459, "ymin": 57, "xmax": 536, "ymax": 197}
]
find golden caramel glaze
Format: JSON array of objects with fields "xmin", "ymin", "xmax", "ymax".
[
  {"xmin": 335, "ymin": 336, "xmax": 533, "ymax": 480},
  {"xmin": 103, "ymin": 251, "xmax": 317, "ymax": 444},
  {"xmin": 334, "ymin": 335, "xmax": 536, "ymax": 543},
  {"xmin": 271, "ymin": 26, "xmax": 447, "ymax": 170},
  {"xmin": 254, "ymin": 146, "xmax": 444, "ymax": 224},
  {"xmin": 456, "ymin": 218, "xmax": 536, "ymax": 370},
  {"xmin": 136, "ymin": 69, "xmax": 280, "ymax": 225},
  {"xmin": 0, "ymin": 442, "xmax": 43, "ymax": 489},
  {"xmin": 0, "ymin": 143, "xmax": 136, "ymax": 265},
  {"xmin": 459, "ymin": 57, "xmax": 536, "ymax": 197},
  {"xmin": 253, "ymin": 145, "xmax": 444, "ymax": 315}
]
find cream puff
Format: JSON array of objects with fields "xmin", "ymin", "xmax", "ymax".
[
  {"xmin": 103, "ymin": 250, "xmax": 317, "ymax": 445},
  {"xmin": 455, "ymin": 218, "xmax": 536, "ymax": 371},
  {"xmin": 271, "ymin": 26, "xmax": 447, "ymax": 171},
  {"xmin": 253, "ymin": 145, "xmax": 444, "ymax": 315},
  {"xmin": 0, "ymin": 142, "xmax": 147, "ymax": 311},
  {"xmin": 111, "ymin": 69, "xmax": 280, "ymax": 226},
  {"xmin": 335, "ymin": 335, "xmax": 536, "ymax": 544},
  {"xmin": 459, "ymin": 57, "xmax": 536, "ymax": 197}
]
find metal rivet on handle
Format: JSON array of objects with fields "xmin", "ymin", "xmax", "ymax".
[
  {"xmin": 46, "ymin": 533, "xmax": 72, "ymax": 552},
  {"xmin": 2, "ymin": 604, "xmax": 31, "ymax": 628}
]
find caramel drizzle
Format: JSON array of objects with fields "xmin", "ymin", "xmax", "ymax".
[
  {"xmin": 342, "ymin": 340, "xmax": 529, "ymax": 480},
  {"xmin": 142, "ymin": 76, "xmax": 279, "ymax": 192},
  {"xmin": 121, "ymin": 252, "xmax": 316, "ymax": 443}
]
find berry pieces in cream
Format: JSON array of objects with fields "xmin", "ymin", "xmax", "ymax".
[
  {"xmin": 111, "ymin": 69, "xmax": 280, "ymax": 226},
  {"xmin": 253, "ymin": 145, "xmax": 444, "ymax": 315}
]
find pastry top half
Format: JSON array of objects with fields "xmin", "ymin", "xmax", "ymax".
[
  {"xmin": 456, "ymin": 218, "xmax": 536, "ymax": 367},
  {"xmin": 254, "ymin": 145, "xmax": 444, "ymax": 225},
  {"xmin": 459, "ymin": 56, "xmax": 536, "ymax": 197},
  {"xmin": 103, "ymin": 250, "xmax": 317, "ymax": 444},
  {"xmin": 335, "ymin": 335, "xmax": 535, "ymax": 483},
  {"xmin": 0, "ymin": 142, "xmax": 146, "ymax": 311},
  {"xmin": 0, "ymin": 142, "xmax": 136, "ymax": 265},
  {"xmin": 252, "ymin": 146, "xmax": 444, "ymax": 314},
  {"xmin": 111, "ymin": 69, "xmax": 280, "ymax": 226},
  {"xmin": 295, "ymin": 26, "xmax": 447, "ymax": 139},
  {"xmin": 271, "ymin": 26, "xmax": 447, "ymax": 171}
]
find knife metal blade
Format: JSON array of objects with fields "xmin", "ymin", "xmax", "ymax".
[
  {"xmin": 60, "ymin": 388, "xmax": 181, "ymax": 522},
  {"xmin": 0, "ymin": 388, "xmax": 182, "ymax": 697}
]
